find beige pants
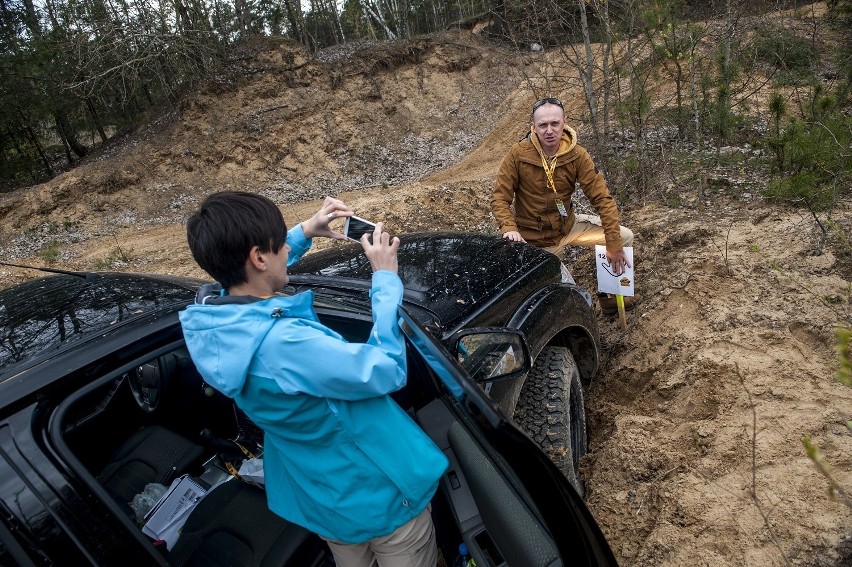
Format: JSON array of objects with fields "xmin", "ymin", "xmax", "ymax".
[
  {"xmin": 543, "ymin": 213, "xmax": 634, "ymax": 256},
  {"xmin": 321, "ymin": 506, "xmax": 438, "ymax": 567}
]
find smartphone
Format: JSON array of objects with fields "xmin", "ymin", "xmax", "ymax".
[{"xmin": 343, "ymin": 215, "xmax": 377, "ymax": 242}]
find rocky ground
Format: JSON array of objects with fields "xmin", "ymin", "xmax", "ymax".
[{"xmin": 1, "ymin": 11, "xmax": 851, "ymax": 566}]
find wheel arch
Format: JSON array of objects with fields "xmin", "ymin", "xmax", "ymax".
[{"xmin": 508, "ymin": 284, "xmax": 601, "ymax": 385}]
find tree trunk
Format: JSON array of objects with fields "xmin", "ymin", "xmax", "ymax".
[
  {"xmin": 690, "ymin": 40, "xmax": 701, "ymax": 151},
  {"xmin": 235, "ymin": 0, "xmax": 250, "ymax": 37},
  {"xmin": 336, "ymin": 5, "xmax": 347, "ymax": 43},
  {"xmin": 54, "ymin": 111, "xmax": 88, "ymax": 158},
  {"xmin": 716, "ymin": 0, "xmax": 733, "ymax": 155},
  {"xmin": 491, "ymin": 0, "xmax": 506, "ymax": 39},
  {"xmin": 25, "ymin": 124, "xmax": 54, "ymax": 176},
  {"xmin": 361, "ymin": 0, "xmax": 396, "ymax": 39},
  {"xmin": 590, "ymin": 0, "xmax": 613, "ymax": 146},
  {"xmin": 674, "ymin": 58, "xmax": 684, "ymax": 138},
  {"xmin": 578, "ymin": 0, "xmax": 600, "ymax": 146},
  {"xmin": 283, "ymin": 0, "xmax": 307, "ymax": 47},
  {"xmin": 85, "ymin": 98, "xmax": 109, "ymax": 143},
  {"xmin": 21, "ymin": 0, "xmax": 42, "ymax": 38}
]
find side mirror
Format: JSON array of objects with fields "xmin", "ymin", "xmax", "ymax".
[{"xmin": 454, "ymin": 329, "xmax": 530, "ymax": 383}]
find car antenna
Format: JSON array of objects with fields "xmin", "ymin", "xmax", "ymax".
[{"xmin": 0, "ymin": 260, "xmax": 89, "ymax": 278}]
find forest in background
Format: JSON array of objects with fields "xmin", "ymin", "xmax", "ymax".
[{"xmin": 2, "ymin": 0, "xmax": 850, "ymax": 217}]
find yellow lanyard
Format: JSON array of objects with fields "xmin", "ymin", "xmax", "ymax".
[
  {"xmin": 538, "ymin": 151, "xmax": 568, "ymax": 217},
  {"xmin": 539, "ymin": 152, "xmax": 558, "ymax": 194}
]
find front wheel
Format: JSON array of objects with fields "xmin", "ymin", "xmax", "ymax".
[{"xmin": 514, "ymin": 346, "xmax": 587, "ymax": 496}]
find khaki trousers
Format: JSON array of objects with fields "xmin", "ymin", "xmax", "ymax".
[
  {"xmin": 321, "ymin": 506, "xmax": 438, "ymax": 567},
  {"xmin": 543, "ymin": 213, "xmax": 634, "ymax": 256}
]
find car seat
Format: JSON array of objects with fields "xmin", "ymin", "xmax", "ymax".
[
  {"xmin": 167, "ymin": 478, "xmax": 329, "ymax": 567},
  {"xmin": 97, "ymin": 425, "xmax": 205, "ymax": 518}
]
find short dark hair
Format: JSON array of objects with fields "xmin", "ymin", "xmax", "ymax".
[
  {"xmin": 532, "ymin": 97, "xmax": 563, "ymax": 112},
  {"xmin": 530, "ymin": 97, "xmax": 565, "ymax": 122},
  {"xmin": 186, "ymin": 191, "xmax": 287, "ymax": 288}
]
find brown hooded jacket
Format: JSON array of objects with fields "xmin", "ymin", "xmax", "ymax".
[{"xmin": 491, "ymin": 126, "xmax": 624, "ymax": 252}]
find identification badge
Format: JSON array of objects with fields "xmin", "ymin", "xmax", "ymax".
[{"xmin": 555, "ymin": 198, "xmax": 568, "ymax": 217}]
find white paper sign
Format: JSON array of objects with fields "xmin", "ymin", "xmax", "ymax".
[{"xmin": 595, "ymin": 245, "xmax": 635, "ymax": 296}]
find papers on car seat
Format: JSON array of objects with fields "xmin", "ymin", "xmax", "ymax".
[
  {"xmin": 141, "ymin": 474, "xmax": 207, "ymax": 549},
  {"xmin": 237, "ymin": 457, "xmax": 264, "ymax": 486}
]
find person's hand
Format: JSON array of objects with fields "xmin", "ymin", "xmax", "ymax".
[
  {"xmin": 502, "ymin": 231, "xmax": 526, "ymax": 243},
  {"xmin": 606, "ymin": 249, "xmax": 631, "ymax": 275},
  {"xmin": 300, "ymin": 196, "xmax": 353, "ymax": 240},
  {"xmin": 361, "ymin": 222, "xmax": 400, "ymax": 274}
]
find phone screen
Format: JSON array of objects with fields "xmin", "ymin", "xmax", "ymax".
[{"xmin": 344, "ymin": 216, "xmax": 376, "ymax": 242}]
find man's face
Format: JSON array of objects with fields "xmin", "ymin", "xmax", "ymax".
[{"xmin": 532, "ymin": 103, "xmax": 565, "ymax": 154}]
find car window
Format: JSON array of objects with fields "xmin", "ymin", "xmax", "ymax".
[{"xmin": 0, "ymin": 274, "xmax": 196, "ymax": 377}]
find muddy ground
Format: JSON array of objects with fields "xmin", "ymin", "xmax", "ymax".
[{"xmin": 1, "ymin": 10, "xmax": 851, "ymax": 566}]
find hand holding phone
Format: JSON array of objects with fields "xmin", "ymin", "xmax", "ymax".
[
  {"xmin": 301, "ymin": 196, "xmax": 352, "ymax": 241},
  {"xmin": 359, "ymin": 221, "xmax": 400, "ymax": 274}
]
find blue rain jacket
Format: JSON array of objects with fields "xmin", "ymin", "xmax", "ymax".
[{"xmin": 179, "ymin": 224, "xmax": 448, "ymax": 543}]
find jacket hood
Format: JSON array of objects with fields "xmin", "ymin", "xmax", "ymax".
[
  {"xmin": 192, "ymin": 282, "xmax": 265, "ymax": 305},
  {"xmin": 179, "ymin": 286, "xmax": 316, "ymax": 397},
  {"xmin": 529, "ymin": 125, "xmax": 578, "ymax": 158}
]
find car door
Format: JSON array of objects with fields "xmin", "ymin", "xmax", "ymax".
[{"xmin": 399, "ymin": 306, "xmax": 617, "ymax": 567}]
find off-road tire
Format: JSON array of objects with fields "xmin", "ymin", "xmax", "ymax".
[{"xmin": 514, "ymin": 346, "xmax": 587, "ymax": 496}]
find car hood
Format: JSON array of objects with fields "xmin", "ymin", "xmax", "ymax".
[
  {"xmin": 290, "ymin": 232, "xmax": 562, "ymax": 329},
  {"xmin": 0, "ymin": 272, "xmax": 201, "ymax": 378}
]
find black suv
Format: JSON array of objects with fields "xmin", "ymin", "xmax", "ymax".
[{"xmin": 0, "ymin": 232, "xmax": 615, "ymax": 566}]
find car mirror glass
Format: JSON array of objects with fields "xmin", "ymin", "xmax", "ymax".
[{"xmin": 456, "ymin": 331, "xmax": 528, "ymax": 382}]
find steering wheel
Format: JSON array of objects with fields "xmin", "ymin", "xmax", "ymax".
[{"xmin": 128, "ymin": 361, "xmax": 161, "ymax": 412}]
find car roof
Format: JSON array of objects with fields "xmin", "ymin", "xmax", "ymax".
[
  {"xmin": 0, "ymin": 272, "xmax": 202, "ymax": 378},
  {"xmin": 290, "ymin": 232, "xmax": 560, "ymax": 329}
]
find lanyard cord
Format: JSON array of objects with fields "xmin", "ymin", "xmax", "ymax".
[
  {"xmin": 530, "ymin": 127, "xmax": 567, "ymax": 217},
  {"xmin": 535, "ymin": 144, "xmax": 569, "ymax": 218},
  {"xmin": 538, "ymin": 151, "xmax": 559, "ymax": 195}
]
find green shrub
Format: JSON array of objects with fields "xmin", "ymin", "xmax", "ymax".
[
  {"xmin": 764, "ymin": 171, "xmax": 834, "ymax": 210},
  {"xmin": 760, "ymin": 87, "xmax": 852, "ymax": 211},
  {"xmin": 39, "ymin": 239, "xmax": 61, "ymax": 263},
  {"xmin": 754, "ymin": 28, "xmax": 816, "ymax": 77}
]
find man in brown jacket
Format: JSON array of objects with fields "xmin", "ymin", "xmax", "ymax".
[{"xmin": 491, "ymin": 97, "xmax": 637, "ymax": 314}]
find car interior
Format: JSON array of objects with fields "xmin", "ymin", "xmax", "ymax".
[{"xmin": 51, "ymin": 314, "xmax": 561, "ymax": 567}]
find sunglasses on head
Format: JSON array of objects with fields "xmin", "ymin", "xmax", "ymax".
[{"xmin": 532, "ymin": 98, "xmax": 564, "ymax": 112}]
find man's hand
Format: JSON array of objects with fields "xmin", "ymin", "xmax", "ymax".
[
  {"xmin": 301, "ymin": 196, "xmax": 353, "ymax": 240},
  {"xmin": 606, "ymin": 249, "xmax": 631, "ymax": 275},
  {"xmin": 501, "ymin": 231, "xmax": 526, "ymax": 243},
  {"xmin": 361, "ymin": 222, "xmax": 400, "ymax": 273}
]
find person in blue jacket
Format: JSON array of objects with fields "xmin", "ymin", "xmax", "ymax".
[{"xmin": 179, "ymin": 191, "xmax": 448, "ymax": 567}]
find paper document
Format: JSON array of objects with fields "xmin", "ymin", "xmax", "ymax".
[
  {"xmin": 237, "ymin": 457, "xmax": 265, "ymax": 486},
  {"xmin": 142, "ymin": 474, "xmax": 207, "ymax": 549},
  {"xmin": 595, "ymin": 245, "xmax": 635, "ymax": 296}
]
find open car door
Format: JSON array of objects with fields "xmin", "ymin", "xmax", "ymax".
[{"xmin": 399, "ymin": 306, "xmax": 617, "ymax": 567}]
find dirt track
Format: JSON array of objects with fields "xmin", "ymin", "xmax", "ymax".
[{"xmin": 1, "ymin": 19, "xmax": 851, "ymax": 566}]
